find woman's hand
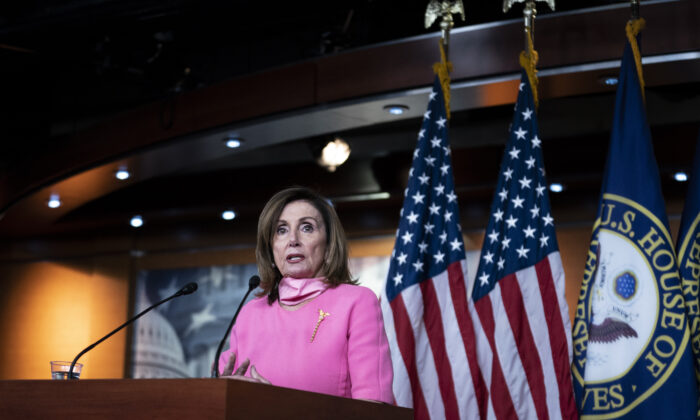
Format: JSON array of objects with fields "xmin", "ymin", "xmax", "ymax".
[{"xmin": 220, "ymin": 353, "xmax": 271, "ymax": 385}]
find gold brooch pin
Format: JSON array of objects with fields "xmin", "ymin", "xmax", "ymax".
[{"xmin": 310, "ymin": 309, "xmax": 330, "ymax": 343}]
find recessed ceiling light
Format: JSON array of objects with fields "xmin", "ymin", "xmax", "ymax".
[
  {"xmin": 115, "ymin": 168, "xmax": 130, "ymax": 180},
  {"xmin": 599, "ymin": 75, "xmax": 619, "ymax": 86},
  {"xmin": 222, "ymin": 210, "xmax": 236, "ymax": 220},
  {"xmin": 47, "ymin": 194, "xmax": 61, "ymax": 208},
  {"xmin": 674, "ymin": 171, "xmax": 688, "ymax": 182},
  {"xmin": 130, "ymin": 215, "xmax": 144, "ymax": 228},
  {"xmin": 224, "ymin": 137, "xmax": 243, "ymax": 149},
  {"xmin": 549, "ymin": 183, "xmax": 564, "ymax": 193},
  {"xmin": 383, "ymin": 104, "xmax": 409, "ymax": 115}
]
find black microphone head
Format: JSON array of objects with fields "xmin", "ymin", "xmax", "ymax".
[
  {"xmin": 249, "ymin": 275, "xmax": 261, "ymax": 290},
  {"xmin": 179, "ymin": 282, "xmax": 198, "ymax": 295}
]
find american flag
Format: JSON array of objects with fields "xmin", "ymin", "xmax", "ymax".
[
  {"xmin": 470, "ymin": 72, "xmax": 576, "ymax": 419},
  {"xmin": 381, "ymin": 76, "xmax": 480, "ymax": 420}
]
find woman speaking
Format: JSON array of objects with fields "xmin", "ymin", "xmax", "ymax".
[{"xmin": 218, "ymin": 187, "xmax": 394, "ymax": 403}]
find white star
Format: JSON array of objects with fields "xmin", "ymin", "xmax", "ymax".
[
  {"xmin": 511, "ymin": 195, "xmax": 524, "ymax": 209},
  {"xmin": 498, "ymin": 188, "xmax": 508, "ymax": 202},
  {"xmin": 539, "ymin": 167, "xmax": 546, "ymax": 176},
  {"xmin": 419, "ymin": 173, "xmax": 430, "ymax": 185},
  {"xmin": 413, "ymin": 149, "xmax": 420, "ymax": 159},
  {"xmin": 418, "ymin": 242, "xmax": 429, "ymax": 253},
  {"xmin": 413, "ymin": 260, "xmax": 424, "ymax": 272},
  {"xmin": 497, "ymin": 257, "xmax": 505, "ymax": 270},
  {"xmin": 504, "ymin": 168, "xmax": 514, "ymax": 180},
  {"xmin": 424, "ymin": 222, "xmax": 435, "ymax": 234},
  {"xmin": 505, "ymin": 215, "xmax": 518, "ymax": 228},
  {"xmin": 401, "ymin": 231, "xmax": 413, "ymax": 244},
  {"xmin": 444, "ymin": 211, "xmax": 453, "ymax": 222},
  {"xmin": 522, "ymin": 108, "xmax": 533, "ymax": 120},
  {"xmin": 483, "ymin": 251, "xmax": 494, "ymax": 264},
  {"xmin": 523, "ymin": 225, "xmax": 536, "ymax": 238},
  {"xmin": 518, "ymin": 177, "xmax": 532, "ymax": 189},
  {"xmin": 450, "ymin": 238, "xmax": 463, "ymax": 251},
  {"xmin": 530, "ymin": 205, "xmax": 540, "ymax": 218},
  {"xmin": 446, "ymin": 191, "xmax": 457, "ymax": 203},
  {"xmin": 434, "ymin": 251, "xmax": 445, "ymax": 264},
  {"xmin": 516, "ymin": 245, "xmax": 530, "ymax": 258},
  {"xmin": 509, "ymin": 146, "xmax": 521, "ymax": 160},
  {"xmin": 393, "ymin": 273, "xmax": 403, "ymax": 286},
  {"xmin": 536, "ymin": 183, "xmax": 546, "ymax": 197},
  {"xmin": 412, "ymin": 191, "xmax": 425, "ymax": 204},
  {"xmin": 519, "ymin": 82, "xmax": 524, "ymax": 91},
  {"xmin": 487, "ymin": 230, "xmax": 499, "ymax": 244},
  {"xmin": 406, "ymin": 211, "xmax": 419, "ymax": 224},
  {"xmin": 429, "ymin": 203, "xmax": 441, "ymax": 215},
  {"xmin": 409, "ymin": 168, "xmax": 414, "ymax": 177},
  {"xmin": 434, "ymin": 184, "xmax": 445, "ymax": 195},
  {"xmin": 436, "ymin": 117, "xmax": 447, "ymax": 128},
  {"xmin": 431, "ymin": 136, "xmax": 441, "ymax": 148},
  {"xmin": 493, "ymin": 208, "xmax": 504, "ymax": 221},
  {"xmin": 184, "ymin": 303, "xmax": 217, "ymax": 336},
  {"xmin": 525, "ymin": 156, "xmax": 536, "ymax": 169},
  {"xmin": 418, "ymin": 129, "xmax": 426, "ymax": 139},
  {"xmin": 514, "ymin": 127, "xmax": 527, "ymax": 140},
  {"xmin": 424, "ymin": 156, "xmax": 436, "ymax": 166},
  {"xmin": 439, "ymin": 231, "xmax": 447, "ymax": 244},
  {"xmin": 501, "ymin": 237, "xmax": 511, "ymax": 250},
  {"xmin": 424, "ymin": 110, "xmax": 432, "ymax": 120},
  {"xmin": 479, "ymin": 272, "xmax": 490, "ymax": 286},
  {"xmin": 531, "ymin": 135, "xmax": 541, "ymax": 148},
  {"xmin": 443, "ymin": 146, "xmax": 451, "ymax": 156},
  {"xmin": 542, "ymin": 213, "xmax": 554, "ymax": 226},
  {"xmin": 539, "ymin": 235, "xmax": 550, "ymax": 247},
  {"xmin": 440, "ymin": 164, "xmax": 449, "ymax": 175},
  {"xmin": 429, "ymin": 91, "xmax": 437, "ymax": 101},
  {"xmin": 397, "ymin": 252, "xmax": 408, "ymax": 265}
]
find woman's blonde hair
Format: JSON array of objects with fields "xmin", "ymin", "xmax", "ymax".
[{"xmin": 255, "ymin": 187, "xmax": 355, "ymax": 304}]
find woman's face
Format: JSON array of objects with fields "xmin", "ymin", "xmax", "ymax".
[{"xmin": 272, "ymin": 200, "xmax": 328, "ymax": 279}]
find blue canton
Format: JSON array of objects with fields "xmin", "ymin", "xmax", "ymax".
[
  {"xmin": 385, "ymin": 76, "xmax": 465, "ymax": 303},
  {"xmin": 472, "ymin": 71, "xmax": 558, "ymax": 302}
]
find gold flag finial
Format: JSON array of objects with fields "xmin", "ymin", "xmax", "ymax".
[{"xmin": 425, "ymin": 0, "xmax": 465, "ymax": 55}]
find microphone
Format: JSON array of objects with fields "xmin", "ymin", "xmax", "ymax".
[
  {"xmin": 211, "ymin": 275, "xmax": 261, "ymax": 378},
  {"xmin": 68, "ymin": 282, "xmax": 198, "ymax": 379}
]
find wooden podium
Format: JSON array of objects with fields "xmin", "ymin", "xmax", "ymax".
[{"xmin": 0, "ymin": 379, "xmax": 413, "ymax": 419}]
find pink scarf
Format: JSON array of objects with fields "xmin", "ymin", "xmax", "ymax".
[{"xmin": 278, "ymin": 276, "xmax": 327, "ymax": 305}]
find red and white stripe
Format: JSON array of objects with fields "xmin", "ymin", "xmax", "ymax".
[{"xmin": 382, "ymin": 253, "xmax": 576, "ymax": 420}]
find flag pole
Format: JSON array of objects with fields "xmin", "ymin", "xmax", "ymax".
[
  {"xmin": 424, "ymin": 0, "xmax": 465, "ymax": 119},
  {"xmin": 503, "ymin": 0, "xmax": 555, "ymax": 110},
  {"xmin": 626, "ymin": 0, "xmax": 646, "ymax": 103}
]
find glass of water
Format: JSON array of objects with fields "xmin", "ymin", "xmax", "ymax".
[{"xmin": 50, "ymin": 361, "xmax": 82, "ymax": 380}]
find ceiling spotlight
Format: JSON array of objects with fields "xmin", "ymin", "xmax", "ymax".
[
  {"xmin": 47, "ymin": 194, "xmax": 61, "ymax": 209},
  {"xmin": 224, "ymin": 137, "xmax": 243, "ymax": 149},
  {"xmin": 221, "ymin": 210, "xmax": 236, "ymax": 220},
  {"xmin": 130, "ymin": 215, "xmax": 144, "ymax": 228},
  {"xmin": 115, "ymin": 168, "xmax": 130, "ymax": 180},
  {"xmin": 549, "ymin": 183, "xmax": 564, "ymax": 193},
  {"xmin": 674, "ymin": 171, "xmax": 688, "ymax": 182},
  {"xmin": 599, "ymin": 75, "xmax": 619, "ymax": 86},
  {"xmin": 383, "ymin": 104, "xmax": 409, "ymax": 115},
  {"xmin": 318, "ymin": 138, "xmax": 351, "ymax": 172}
]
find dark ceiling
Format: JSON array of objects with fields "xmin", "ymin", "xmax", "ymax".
[{"xmin": 1, "ymin": 0, "xmax": 699, "ymax": 260}]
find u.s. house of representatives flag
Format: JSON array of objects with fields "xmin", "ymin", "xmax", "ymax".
[
  {"xmin": 678, "ymin": 133, "xmax": 700, "ymax": 397},
  {"xmin": 381, "ymin": 76, "xmax": 478, "ymax": 420},
  {"xmin": 572, "ymin": 32, "xmax": 699, "ymax": 418},
  {"xmin": 470, "ymin": 70, "xmax": 577, "ymax": 420}
]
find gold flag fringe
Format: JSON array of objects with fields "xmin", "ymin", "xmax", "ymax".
[
  {"xmin": 626, "ymin": 18, "xmax": 646, "ymax": 103},
  {"xmin": 432, "ymin": 40, "xmax": 453, "ymax": 119},
  {"xmin": 519, "ymin": 27, "xmax": 539, "ymax": 110}
]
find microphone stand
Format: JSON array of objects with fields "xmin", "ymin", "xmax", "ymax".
[
  {"xmin": 211, "ymin": 275, "xmax": 260, "ymax": 378},
  {"xmin": 68, "ymin": 282, "xmax": 198, "ymax": 379}
]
